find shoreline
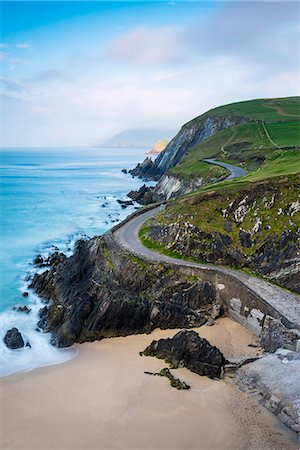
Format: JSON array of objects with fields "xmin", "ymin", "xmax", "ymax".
[
  {"xmin": 1, "ymin": 317, "xmax": 298, "ymax": 449},
  {"xmin": 0, "ymin": 155, "xmax": 153, "ymax": 377}
]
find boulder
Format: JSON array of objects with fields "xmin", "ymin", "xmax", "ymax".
[
  {"xmin": 4, "ymin": 327, "xmax": 25, "ymax": 349},
  {"xmin": 142, "ymin": 330, "xmax": 226, "ymax": 379},
  {"xmin": 13, "ymin": 305, "xmax": 31, "ymax": 314},
  {"xmin": 238, "ymin": 228, "xmax": 252, "ymax": 248},
  {"xmin": 117, "ymin": 199, "xmax": 134, "ymax": 209}
]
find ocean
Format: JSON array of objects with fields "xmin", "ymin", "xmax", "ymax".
[{"xmin": 0, "ymin": 147, "xmax": 153, "ymax": 376}]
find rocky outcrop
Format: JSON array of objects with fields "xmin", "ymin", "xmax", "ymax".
[
  {"xmin": 142, "ymin": 330, "xmax": 226, "ymax": 378},
  {"xmin": 128, "ymin": 157, "xmax": 160, "ymax": 180},
  {"xmin": 236, "ymin": 349, "xmax": 300, "ymax": 434},
  {"xmin": 4, "ymin": 328, "xmax": 25, "ymax": 349},
  {"xmin": 33, "ymin": 252, "xmax": 66, "ymax": 268},
  {"xmin": 260, "ymin": 316, "xmax": 300, "ymax": 353},
  {"xmin": 30, "ymin": 235, "xmax": 220, "ymax": 348}
]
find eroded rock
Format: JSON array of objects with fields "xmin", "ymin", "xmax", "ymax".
[
  {"xmin": 4, "ymin": 327, "xmax": 25, "ymax": 349},
  {"xmin": 141, "ymin": 330, "xmax": 226, "ymax": 379}
]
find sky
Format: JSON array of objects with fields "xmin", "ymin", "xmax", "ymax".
[{"xmin": 1, "ymin": 1, "xmax": 299, "ymax": 147}]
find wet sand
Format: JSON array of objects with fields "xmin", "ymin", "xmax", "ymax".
[{"xmin": 0, "ymin": 318, "xmax": 298, "ymax": 449}]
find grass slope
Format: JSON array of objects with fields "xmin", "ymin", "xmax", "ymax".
[{"xmin": 170, "ymin": 97, "xmax": 300, "ymax": 180}]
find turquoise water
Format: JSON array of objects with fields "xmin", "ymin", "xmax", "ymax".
[{"xmin": 0, "ymin": 147, "xmax": 151, "ymax": 375}]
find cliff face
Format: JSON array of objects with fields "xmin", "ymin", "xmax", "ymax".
[
  {"xmin": 140, "ymin": 176, "xmax": 300, "ymax": 294},
  {"xmin": 129, "ymin": 116, "xmax": 247, "ymax": 180},
  {"xmin": 30, "ymin": 234, "xmax": 220, "ymax": 347},
  {"xmin": 128, "ymin": 115, "xmax": 247, "ymax": 202}
]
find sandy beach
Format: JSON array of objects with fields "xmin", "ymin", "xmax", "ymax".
[{"xmin": 0, "ymin": 318, "xmax": 298, "ymax": 449}]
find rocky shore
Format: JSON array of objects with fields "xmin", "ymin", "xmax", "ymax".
[{"xmin": 29, "ymin": 234, "xmax": 222, "ymax": 347}]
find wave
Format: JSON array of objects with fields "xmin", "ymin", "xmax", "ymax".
[{"xmin": 0, "ymin": 192, "xmax": 142, "ymax": 377}]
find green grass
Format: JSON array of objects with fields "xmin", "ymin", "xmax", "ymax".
[
  {"xmin": 185, "ymin": 97, "xmax": 300, "ymax": 130},
  {"xmin": 183, "ymin": 150, "xmax": 300, "ymax": 197},
  {"xmin": 170, "ymin": 120, "xmax": 300, "ymax": 181},
  {"xmin": 266, "ymin": 121, "xmax": 300, "ymax": 147}
]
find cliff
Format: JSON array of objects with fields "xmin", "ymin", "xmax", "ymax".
[
  {"xmin": 129, "ymin": 116, "xmax": 245, "ymax": 180},
  {"xmin": 128, "ymin": 97, "xmax": 300, "ymax": 203},
  {"xmin": 30, "ymin": 234, "xmax": 221, "ymax": 347}
]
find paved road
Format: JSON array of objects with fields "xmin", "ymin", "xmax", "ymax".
[
  {"xmin": 203, "ymin": 158, "xmax": 248, "ymax": 179},
  {"xmin": 114, "ymin": 205, "xmax": 300, "ymax": 330}
]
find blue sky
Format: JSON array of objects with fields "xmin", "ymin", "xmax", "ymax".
[{"xmin": 1, "ymin": 1, "xmax": 299, "ymax": 147}]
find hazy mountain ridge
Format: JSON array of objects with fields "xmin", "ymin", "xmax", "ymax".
[{"xmin": 101, "ymin": 129, "xmax": 177, "ymax": 148}]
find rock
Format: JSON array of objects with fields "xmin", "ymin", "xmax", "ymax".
[
  {"xmin": 25, "ymin": 342, "xmax": 31, "ymax": 348},
  {"xmin": 29, "ymin": 236, "xmax": 219, "ymax": 348},
  {"xmin": 260, "ymin": 316, "xmax": 300, "ymax": 353},
  {"xmin": 128, "ymin": 184, "xmax": 155, "ymax": 204},
  {"xmin": 22, "ymin": 291, "xmax": 29, "ymax": 298},
  {"xmin": 223, "ymin": 220, "xmax": 232, "ymax": 232},
  {"xmin": 142, "ymin": 330, "xmax": 226, "ymax": 379},
  {"xmin": 236, "ymin": 349, "xmax": 300, "ymax": 434},
  {"xmin": 117, "ymin": 199, "xmax": 134, "ymax": 209},
  {"xmin": 4, "ymin": 328, "xmax": 25, "ymax": 349},
  {"xmin": 33, "ymin": 252, "xmax": 66, "ymax": 268},
  {"xmin": 128, "ymin": 157, "xmax": 158, "ymax": 179},
  {"xmin": 238, "ymin": 228, "xmax": 252, "ymax": 248},
  {"xmin": 121, "ymin": 169, "xmax": 127, "ymax": 174},
  {"xmin": 33, "ymin": 254, "xmax": 44, "ymax": 266},
  {"xmin": 144, "ymin": 368, "xmax": 190, "ymax": 390},
  {"xmin": 13, "ymin": 305, "xmax": 31, "ymax": 314}
]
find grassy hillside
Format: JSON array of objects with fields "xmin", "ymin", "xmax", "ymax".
[
  {"xmin": 170, "ymin": 96, "xmax": 300, "ymax": 180},
  {"xmin": 138, "ymin": 97, "xmax": 300, "ymax": 292},
  {"xmin": 185, "ymin": 96, "xmax": 300, "ymax": 129},
  {"xmin": 140, "ymin": 174, "xmax": 300, "ymax": 292}
]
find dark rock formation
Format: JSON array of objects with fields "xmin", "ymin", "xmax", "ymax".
[
  {"xmin": 33, "ymin": 252, "xmax": 66, "ymax": 268},
  {"xmin": 144, "ymin": 368, "xmax": 190, "ymax": 390},
  {"xmin": 33, "ymin": 254, "xmax": 44, "ymax": 266},
  {"xmin": 13, "ymin": 305, "xmax": 31, "ymax": 314},
  {"xmin": 117, "ymin": 199, "xmax": 134, "ymax": 208},
  {"xmin": 29, "ymin": 235, "xmax": 220, "ymax": 348},
  {"xmin": 128, "ymin": 157, "xmax": 159, "ymax": 180},
  {"xmin": 128, "ymin": 184, "xmax": 155, "ymax": 204},
  {"xmin": 141, "ymin": 330, "xmax": 226, "ymax": 379},
  {"xmin": 239, "ymin": 229, "xmax": 253, "ymax": 248},
  {"xmin": 4, "ymin": 328, "xmax": 25, "ymax": 349},
  {"xmin": 22, "ymin": 291, "xmax": 29, "ymax": 298}
]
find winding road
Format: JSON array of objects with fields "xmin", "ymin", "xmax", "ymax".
[
  {"xmin": 113, "ymin": 159, "xmax": 300, "ymax": 331},
  {"xmin": 202, "ymin": 158, "xmax": 248, "ymax": 179},
  {"xmin": 114, "ymin": 205, "xmax": 300, "ymax": 330}
]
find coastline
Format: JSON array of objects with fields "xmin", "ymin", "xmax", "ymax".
[
  {"xmin": 0, "ymin": 147, "xmax": 154, "ymax": 377},
  {"xmin": 1, "ymin": 317, "xmax": 298, "ymax": 449}
]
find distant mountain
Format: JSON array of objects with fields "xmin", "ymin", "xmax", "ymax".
[{"xmin": 101, "ymin": 129, "xmax": 177, "ymax": 148}]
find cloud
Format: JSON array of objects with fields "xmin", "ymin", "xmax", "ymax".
[
  {"xmin": 16, "ymin": 43, "xmax": 31, "ymax": 49},
  {"xmin": 187, "ymin": 2, "xmax": 299, "ymax": 70},
  {"xmin": 107, "ymin": 26, "xmax": 185, "ymax": 66},
  {"xmin": 0, "ymin": 77, "xmax": 25, "ymax": 92},
  {"xmin": 29, "ymin": 69, "xmax": 63, "ymax": 82}
]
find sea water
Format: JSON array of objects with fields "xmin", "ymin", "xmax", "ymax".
[{"xmin": 0, "ymin": 147, "xmax": 153, "ymax": 376}]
